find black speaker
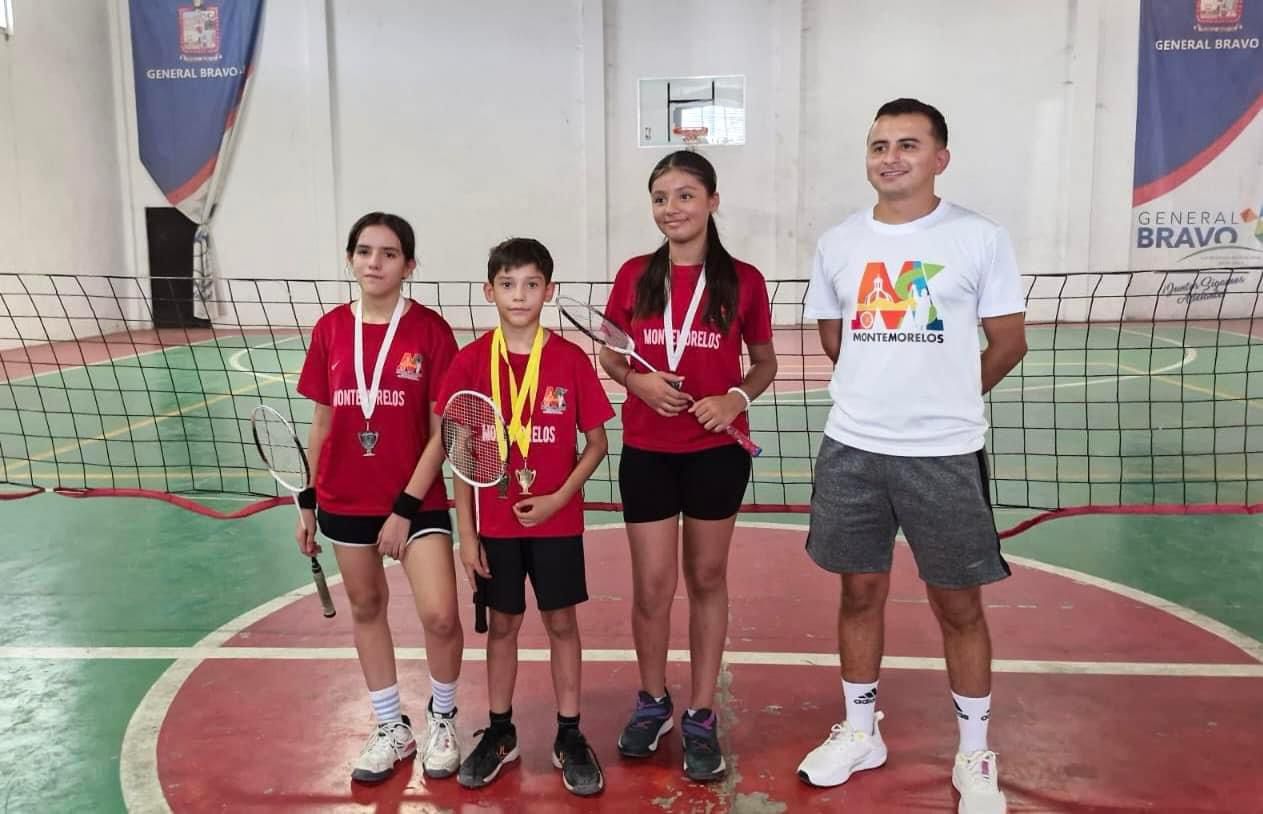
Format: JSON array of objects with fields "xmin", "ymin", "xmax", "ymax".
[{"xmin": 145, "ymin": 207, "xmax": 211, "ymax": 329}]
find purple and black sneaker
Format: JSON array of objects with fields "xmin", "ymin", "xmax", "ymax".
[
  {"xmin": 617, "ymin": 690, "xmax": 674, "ymax": 758},
  {"xmin": 681, "ymin": 708, "xmax": 726, "ymax": 781}
]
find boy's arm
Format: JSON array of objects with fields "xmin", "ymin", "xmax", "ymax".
[{"xmin": 511, "ymin": 426, "xmax": 608, "ymax": 528}]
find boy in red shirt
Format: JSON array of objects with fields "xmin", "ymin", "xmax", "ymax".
[{"xmin": 434, "ymin": 238, "xmax": 614, "ymax": 797}]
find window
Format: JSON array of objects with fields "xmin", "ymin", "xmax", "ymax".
[{"xmin": 0, "ymin": 0, "xmax": 12, "ymax": 38}]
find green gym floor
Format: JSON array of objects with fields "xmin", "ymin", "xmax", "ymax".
[{"xmin": 1, "ymin": 319, "xmax": 1260, "ymax": 811}]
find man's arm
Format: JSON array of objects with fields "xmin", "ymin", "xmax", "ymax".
[
  {"xmin": 817, "ymin": 319, "xmax": 842, "ymax": 364},
  {"xmin": 980, "ymin": 312, "xmax": 1027, "ymax": 394}
]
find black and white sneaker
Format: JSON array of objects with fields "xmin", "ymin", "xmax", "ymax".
[
  {"xmin": 552, "ymin": 728, "xmax": 604, "ymax": 797},
  {"xmin": 456, "ymin": 725, "xmax": 519, "ymax": 789}
]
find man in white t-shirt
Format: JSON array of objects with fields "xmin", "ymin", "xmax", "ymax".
[{"xmin": 795, "ymin": 98, "xmax": 1027, "ymax": 814}]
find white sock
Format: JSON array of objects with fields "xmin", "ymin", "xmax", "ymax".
[
  {"xmin": 842, "ymin": 679, "xmax": 879, "ymax": 735},
  {"xmin": 369, "ymin": 683, "xmax": 402, "ymax": 725},
  {"xmin": 952, "ymin": 691, "xmax": 991, "ymax": 754},
  {"xmin": 430, "ymin": 676, "xmax": 457, "ymax": 715}
]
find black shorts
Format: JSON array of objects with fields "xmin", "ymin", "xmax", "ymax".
[
  {"xmin": 317, "ymin": 508, "xmax": 453, "ymax": 546},
  {"xmin": 476, "ymin": 535, "xmax": 588, "ymax": 615},
  {"xmin": 618, "ymin": 443, "xmax": 751, "ymax": 523}
]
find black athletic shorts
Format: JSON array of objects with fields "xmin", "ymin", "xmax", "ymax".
[
  {"xmin": 618, "ymin": 443, "xmax": 751, "ymax": 523},
  {"xmin": 317, "ymin": 508, "xmax": 453, "ymax": 546},
  {"xmin": 475, "ymin": 534, "xmax": 588, "ymax": 615}
]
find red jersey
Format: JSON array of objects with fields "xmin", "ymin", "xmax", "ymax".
[
  {"xmin": 606, "ymin": 256, "xmax": 773, "ymax": 452},
  {"xmin": 433, "ymin": 330, "xmax": 614, "ymax": 538},
  {"xmin": 297, "ymin": 300, "xmax": 457, "ymax": 515}
]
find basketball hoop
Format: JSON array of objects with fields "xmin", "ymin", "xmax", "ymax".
[{"xmin": 672, "ymin": 126, "xmax": 709, "ymax": 146}]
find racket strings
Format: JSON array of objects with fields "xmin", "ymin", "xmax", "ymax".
[
  {"xmin": 441, "ymin": 395, "xmax": 506, "ymax": 487},
  {"xmin": 252, "ymin": 410, "xmax": 307, "ymax": 491}
]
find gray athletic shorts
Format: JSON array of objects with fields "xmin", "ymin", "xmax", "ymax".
[{"xmin": 805, "ymin": 436, "xmax": 1010, "ymax": 589}]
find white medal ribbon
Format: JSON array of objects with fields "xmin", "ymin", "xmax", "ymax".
[
  {"xmin": 353, "ymin": 296, "xmax": 406, "ymax": 425},
  {"xmin": 663, "ymin": 265, "xmax": 707, "ymax": 372}
]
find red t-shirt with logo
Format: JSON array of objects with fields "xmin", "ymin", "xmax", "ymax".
[
  {"xmin": 605, "ymin": 256, "xmax": 774, "ymax": 452},
  {"xmin": 297, "ymin": 300, "xmax": 457, "ymax": 515},
  {"xmin": 433, "ymin": 330, "xmax": 614, "ymax": 538}
]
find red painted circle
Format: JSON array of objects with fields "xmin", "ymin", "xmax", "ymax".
[{"xmin": 153, "ymin": 526, "xmax": 1263, "ymax": 812}]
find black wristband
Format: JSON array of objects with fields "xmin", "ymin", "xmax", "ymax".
[
  {"xmin": 297, "ymin": 487, "xmax": 316, "ymax": 510},
  {"xmin": 392, "ymin": 490, "xmax": 422, "ymax": 518}
]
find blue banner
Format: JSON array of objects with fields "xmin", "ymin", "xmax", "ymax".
[
  {"xmin": 1132, "ymin": 0, "xmax": 1263, "ymax": 268},
  {"xmin": 130, "ymin": 0, "xmax": 263, "ymax": 215}
]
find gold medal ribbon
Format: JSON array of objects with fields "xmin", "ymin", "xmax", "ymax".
[{"xmin": 490, "ymin": 325, "xmax": 544, "ymax": 462}]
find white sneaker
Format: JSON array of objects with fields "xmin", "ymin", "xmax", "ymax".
[
  {"xmin": 422, "ymin": 703, "xmax": 461, "ymax": 779},
  {"xmin": 351, "ymin": 716, "xmax": 416, "ymax": 783},
  {"xmin": 796, "ymin": 711, "xmax": 888, "ymax": 787},
  {"xmin": 953, "ymin": 750, "xmax": 1007, "ymax": 814}
]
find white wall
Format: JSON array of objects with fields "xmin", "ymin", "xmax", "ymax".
[
  {"xmin": 0, "ymin": 0, "xmax": 129, "ymax": 345},
  {"xmin": 800, "ymin": 0, "xmax": 1094, "ymax": 278},
  {"xmin": 605, "ymin": 0, "xmax": 780, "ymax": 277},
  {"xmin": 330, "ymin": 0, "xmax": 589, "ymax": 285},
  {"xmin": 1091, "ymin": 0, "xmax": 1142, "ymax": 273},
  {"xmin": 4, "ymin": 0, "xmax": 1229, "ymax": 327}
]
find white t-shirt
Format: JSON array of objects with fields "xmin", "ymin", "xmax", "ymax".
[{"xmin": 804, "ymin": 200, "xmax": 1026, "ymax": 456}]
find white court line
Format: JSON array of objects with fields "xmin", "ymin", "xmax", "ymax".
[
  {"xmin": 119, "ymin": 574, "xmax": 334, "ymax": 814},
  {"xmin": 6, "ymin": 645, "xmax": 1262, "ymax": 677}
]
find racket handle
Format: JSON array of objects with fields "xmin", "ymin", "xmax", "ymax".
[
  {"xmin": 472, "ymin": 485, "xmax": 487, "ymax": 633},
  {"xmin": 660, "ymin": 382, "xmax": 760, "ymax": 455},
  {"xmin": 311, "ymin": 557, "xmax": 336, "ymax": 618},
  {"xmin": 725, "ymin": 425, "xmax": 762, "ymax": 457},
  {"xmin": 473, "ymin": 585, "xmax": 488, "ymax": 634}
]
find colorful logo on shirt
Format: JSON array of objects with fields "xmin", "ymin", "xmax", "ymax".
[
  {"xmin": 395, "ymin": 352, "xmax": 423, "ymax": 380},
  {"xmin": 851, "ymin": 261, "xmax": 946, "ymax": 343},
  {"xmin": 540, "ymin": 385, "xmax": 568, "ymax": 415}
]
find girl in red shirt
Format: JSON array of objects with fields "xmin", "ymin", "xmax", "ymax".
[
  {"xmin": 295, "ymin": 212, "xmax": 463, "ymax": 784},
  {"xmin": 599, "ymin": 152, "xmax": 778, "ymax": 781}
]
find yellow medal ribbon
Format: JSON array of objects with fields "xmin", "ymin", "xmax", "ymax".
[{"xmin": 490, "ymin": 325, "xmax": 544, "ymax": 462}]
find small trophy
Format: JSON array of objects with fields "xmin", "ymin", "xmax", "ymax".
[
  {"xmin": 515, "ymin": 467, "xmax": 536, "ymax": 496},
  {"xmin": 358, "ymin": 429, "xmax": 379, "ymax": 457}
]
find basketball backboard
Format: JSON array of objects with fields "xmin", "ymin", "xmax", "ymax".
[{"xmin": 637, "ymin": 75, "xmax": 746, "ymax": 148}]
